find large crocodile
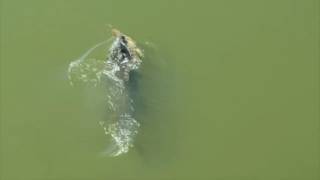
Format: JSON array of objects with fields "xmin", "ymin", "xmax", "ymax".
[
  {"xmin": 68, "ymin": 28, "xmax": 144, "ymax": 156},
  {"xmin": 100, "ymin": 29, "xmax": 144, "ymax": 156}
]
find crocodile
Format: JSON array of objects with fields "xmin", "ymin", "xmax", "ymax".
[{"xmin": 107, "ymin": 29, "xmax": 143, "ymax": 82}]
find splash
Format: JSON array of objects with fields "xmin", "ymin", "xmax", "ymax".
[
  {"xmin": 68, "ymin": 30, "xmax": 143, "ymax": 156},
  {"xmin": 68, "ymin": 40, "xmax": 111, "ymax": 87}
]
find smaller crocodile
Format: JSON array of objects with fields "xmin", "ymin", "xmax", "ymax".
[{"xmin": 108, "ymin": 29, "xmax": 143, "ymax": 82}]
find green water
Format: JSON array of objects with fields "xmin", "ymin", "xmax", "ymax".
[{"xmin": 1, "ymin": 0, "xmax": 319, "ymax": 179}]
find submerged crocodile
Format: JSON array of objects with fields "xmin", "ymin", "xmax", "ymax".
[
  {"xmin": 101, "ymin": 29, "xmax": 144, "ymax": 156},
  {"xmin": 68, "ymin": 28, "xmax": 144, "ymax": 156}
]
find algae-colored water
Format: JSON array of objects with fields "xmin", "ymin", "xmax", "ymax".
[{"xmin": 1, "ymin": 0, "xmax": 319, "ymax": 179}]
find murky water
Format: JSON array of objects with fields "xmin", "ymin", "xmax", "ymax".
[{"xmin": 1, "ymin": 0, "xmax": 319, "ymax": 179}]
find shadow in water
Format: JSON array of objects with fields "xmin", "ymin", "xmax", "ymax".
[{"xmin": 127, "ymin": 44, "xmax": 178, "ymax": 166}]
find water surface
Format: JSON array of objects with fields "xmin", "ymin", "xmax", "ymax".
[{"xmin": 1, "ymin": 0, "xmax": 319, "ymax": 179}]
